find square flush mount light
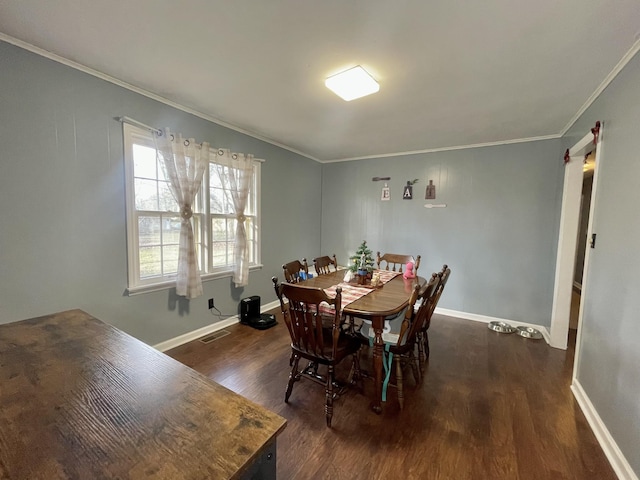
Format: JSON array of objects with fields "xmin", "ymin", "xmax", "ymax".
[{"xmin": 325, "ymin": 65, "xmax": 380, "ymax": 101}]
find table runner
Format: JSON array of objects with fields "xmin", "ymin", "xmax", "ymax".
[{"xmin": 319, "ymin": 270, "xmax": 401, "ymax": 314}]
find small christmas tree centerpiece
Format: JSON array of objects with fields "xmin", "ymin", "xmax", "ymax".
[{"xmin": 349, "ymin": 240, "xmax": 375, "ymax": 276}]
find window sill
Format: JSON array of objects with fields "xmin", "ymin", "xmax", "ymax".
[{"xmin": 126, "ymin": 264, "xmax": 263, "ymax": 296}]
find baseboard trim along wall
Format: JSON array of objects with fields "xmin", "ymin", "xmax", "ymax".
[
  {"xmin": 153, "ymin": 300, "xmax": 280, "ymax": 352},
  {"xmin": 435, "ymin": 307, "xmax": 551, "ymax": 344},
  {"xmin": 571, "ymin": 381, "xmax": 639, "ymax": 480},
  {"xmin": 154, "ymin": 304, "xmax": 549, "ymax": 352}
]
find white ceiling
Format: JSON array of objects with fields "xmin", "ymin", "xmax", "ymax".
[{"xmin": 1, "ymin": 1, "xmax": 639, "ymax": 162}]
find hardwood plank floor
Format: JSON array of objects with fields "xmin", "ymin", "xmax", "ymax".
[{"xmin": 166, "ymin": 310, "xmax": 616, "ymax": 480}]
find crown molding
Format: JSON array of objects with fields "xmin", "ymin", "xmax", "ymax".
[
  {"xmin": 321, "ymin": 134, "xmax": 562, "ymax": 163},
  {"xmin": 3, "ymin": 32, "xmax": 638, "ymax": 164},
  {"xmin": 560, "ymin": 38, "xmax": 640, "ymax": 136},
  {"xmin": 0, "ymin": 33, "xmax": 320, "ymax": 163}
]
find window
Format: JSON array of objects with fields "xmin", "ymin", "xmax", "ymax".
[{"xmin": 123, "ymin": 124, "xmax": 261, "ymax": 293}]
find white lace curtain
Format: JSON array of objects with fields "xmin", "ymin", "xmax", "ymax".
[
  {"xmin": 215, "ymin": 149, "xmax": 255, "ymax": 287},
  {"xmin": 157, "ymin": 128, "xmax": 209, "ymax": 299}
]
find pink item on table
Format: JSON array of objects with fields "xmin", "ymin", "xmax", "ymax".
[{"xmin": 403, "ymin": 261, "xmax": 416, "ymax": 279}]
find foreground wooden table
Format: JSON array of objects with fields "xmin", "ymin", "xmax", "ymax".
[
  {"xmin": 299, "ymin": 270, "xmax": 425, "ymax": 413},
  {"xmin": 0, "ymin": 309, "xmax": 286, "ymax": 479}
]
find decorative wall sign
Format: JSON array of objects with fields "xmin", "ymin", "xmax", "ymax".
[
  {"xmin": 403, "ymin": 183, "xmax": 413, "ymax": 199},
  {"xmin": 403, "ymin": 179, "xmax": 419, "ymax": 200},
  {"xmin": 381, "ymin": 183, "xmax": 390, "ymax": 201},
  {"xmin": 372, "ymin": 176, "xmax": 391, "ymax": 182},
  {"xmin": 425, "ymin": 180, "xmax": 436, "ymax": 199}
]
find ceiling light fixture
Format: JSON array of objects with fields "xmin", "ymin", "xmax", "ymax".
[{"xmin": 325, "ymin": 65, "xmax": 379, "ymax": 101}]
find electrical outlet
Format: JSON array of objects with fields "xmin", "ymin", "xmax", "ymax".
[{"xmin": 208, "ymin": 298, "xmax": 214, "ymax": 309}]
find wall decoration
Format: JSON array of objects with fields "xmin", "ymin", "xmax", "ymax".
[
  {"xmin": 403, "ymin": 179, "xmax": 419, "ymax": 200},
  {"xmin": 425, "ymin": 179, "xmax": 436, "ymax": 199},
  {"xmin": 372, "ymin": 176, "xmax": 391, "ymax": 182},
  {"xmin": 381, "ymin": 183, "xmax": 390, "ymax": 201}
]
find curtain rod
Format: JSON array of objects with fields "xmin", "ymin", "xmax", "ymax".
[
  {"xmin": 116, "ymin": 116, "xmax": 265, "ymax": 162},
  {"xmin": 117, "ymin": 116, "xmax": 163, "ymax": 136}
]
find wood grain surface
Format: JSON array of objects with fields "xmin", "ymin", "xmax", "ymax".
[
  {"xmin": 297, "ymin": 270, "xmax": 424, "ymax": 318},
  {"xmin": 168, "ymin": 308, "xmax": 617, "ymax": 480},
  {"xmin": 0, "ymin": 309, "xmax": 286, "ymax": 479}
]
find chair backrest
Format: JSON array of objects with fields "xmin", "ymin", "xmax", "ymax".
[
  {"xmin": 272, "ymin": 277, "xmax": 342, "ymax": 361},
  {"xmin": 394, "ymin": 273, "xmax": 440, "ymax": 348},
  {"xmin": 376, "ymin": 252, "xmax": 421, "ymax": 273},
  {"xmin": 423, "ymin": 265, "xmax": 451, "ymax": 332},
  {"xmin": 313, "ymin": 254, "xmax": 338, "ymax": 275},
  {"xmin": 282, "ymin": 258, "xmax": 309, "ymax": 283}
]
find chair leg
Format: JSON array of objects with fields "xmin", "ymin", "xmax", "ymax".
[
  {"xmin": 424, "ymin": 331, "xmax": 430, "ymax": 360},
  {"xmin": 349, "ymin": 350, "xmax": 361, "ymax": 384},
  {"xmin": 325, "ymin": 365, "xmax": 335, "ymax": 427},
  {"xmin": 417, "ymin": 332, "xmax": 425, "ymax": 365},
  {"xmin": 409, "ymin": 351, "xmax": 421, "ymax": 385},
  {"xmin": 285, "ymin": 355, "xmax": 300, "ymax": 403},
  {"xmin": 395, "ymin": 356, "xmax": 404, "ymax": 410}
]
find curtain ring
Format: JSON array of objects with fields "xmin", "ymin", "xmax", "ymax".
[
  {"xmin": 184, "ymin": 139, "xmax": 190, "ymax": 146},
  {"xmin": 218, "ymin": 148, "xmax": 225, "ymax": 156},
  {"xmin": 232, "ymin": 153, "xmax": 238, "ymax": 159},
  {"xmin": 170, "ymin": 134, "xmax": 175, "ymax": 141},
  {"xmin": 181, "ymin": 205, "xmax": 193, "ymax": 220}
]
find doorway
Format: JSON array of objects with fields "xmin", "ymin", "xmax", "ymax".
[
  {"xmin": 549, "ymin": 124, "xmax": 602, "ymax": 350},
  {"xmin": 569, "ymin": 154, "xmax": 595, "ymax": 336}
]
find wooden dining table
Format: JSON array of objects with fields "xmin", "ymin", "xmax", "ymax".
[{"xmin": 298, "ymin": 270, "xmax": 426, "ymax": 413}]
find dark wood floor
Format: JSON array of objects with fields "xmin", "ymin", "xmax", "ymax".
[{"xmin": 167, "ymin": 310, "xmax": 616, "ymax": 480}]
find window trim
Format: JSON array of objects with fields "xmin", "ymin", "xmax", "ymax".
[{"xmin": 123, "ymin": 123, "xmax": 262, "ymax": 294}]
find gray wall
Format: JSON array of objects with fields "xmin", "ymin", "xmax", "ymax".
[
  {"xmin": 564, "ymin": 49, "xmax": 640, "ymax": 475},
  {"xmin": 0, "ymin": 40, "xmax": 322, "ymax": 344},
  {"xmin": 320, "ymin": 139, "xmax": 564, "ymax": 327}
]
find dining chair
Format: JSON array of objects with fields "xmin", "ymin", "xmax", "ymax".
[
  {"xmin": 417, "ymin": 265, "xmax": 451, "ymax": 364},
  {"xmin": 272, "ymin": 277, "xmax": 361, "ymax": 427},
  {"xmin": 313, "ymin": 254, "xmax": 338, "ymax": 275},
  {"xmin": 360, "ymin": 273, "xmax": 439, "ymax": 409},
  {"xmin": 374, "ymin": 252, "xmax": 421, "ymax": 323},
  {"xmin": 282, "ymin": 258, "xmax": 309, "ymax": 283},
  {"xmin": 376, "ymin": 252, "xmax": 421, "ymax": 274}
]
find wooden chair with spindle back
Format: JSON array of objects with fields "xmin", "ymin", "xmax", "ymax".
[
  {"xmin": 376, "ymin": 252, "xmax": 421, "ymax": 274},
  {"xmin": 272, "ymin": 277, "xmax": 361, "ymax": 427},
  {"xmin": 417, "ymin": 264, "xmax": 451, "ymax": 364},
  {"xmin": 313, "ymin": 254, "xmax": 338, "ymax": 275},
  {"xmin": 282, "ymin": 258, "xmax": 309, "ymax": 283},
  {"xmin": 359, "ymin": 273, "xmax": 440, "ymax": 409}
]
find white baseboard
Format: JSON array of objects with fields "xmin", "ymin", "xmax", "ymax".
[
  {"xmin": 153, "ymin": 315, "xmax": 240, "ymax": 352},
  {"xmin": 154, "ymin": 304, "xmax": 547, "ymax": 352},
  {"xmin": 435, "ymin": 307, "xmax": 551, "ymax": 344},
  {"xmin": 153, "ymin": 300, "xmax": 280, "ymax": 352},
  {"xmin": 571, "ymin": 380, "xmax": 638, "ymax": 480}
]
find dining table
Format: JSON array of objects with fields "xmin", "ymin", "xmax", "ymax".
[{"xmin": 298, "ymin": 269, "xmax": 426, "ymax": 413}]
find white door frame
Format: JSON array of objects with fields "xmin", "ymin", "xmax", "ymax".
[{"xmin": 549, "ymin": 125, "xmax": 603, "ymax": 349}]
